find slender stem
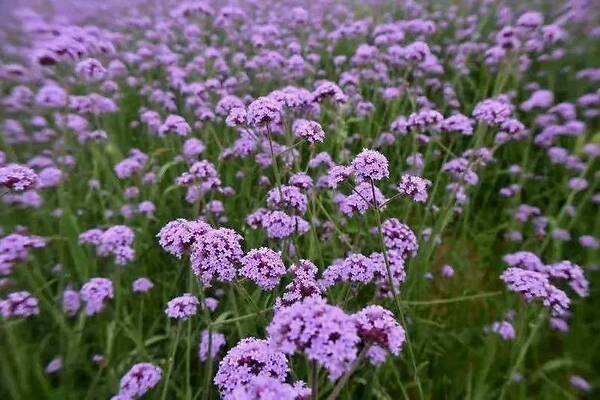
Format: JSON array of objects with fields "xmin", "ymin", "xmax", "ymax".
[{"xmin": 161, "ymin": 325, "xmax": 181, "ymax": 400}]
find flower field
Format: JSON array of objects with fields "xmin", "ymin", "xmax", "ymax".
[{"xmin": 0, "ymin": 0, "xmax": 599, "ymax": 399}]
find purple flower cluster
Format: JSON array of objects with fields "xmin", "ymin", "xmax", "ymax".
[
  {"xmin": 80, "ymin": 225, "xmax": 136, "ymax": 265},
  {"xmin": 198, "ymin": 330, "xmax": 226, "ymax": 362},
  {"xmin": 165, "ymin": 293, "xmax": 199, "ymax": 320},
  {"xmin": 0, "ymin": 291, "xmax": 39, "ymax": 319},
  {"xmin": 80, "ymin": 278, "xmax": 114, "ymax": 316},
  {"xmin": 240, "ymin": 248, "xmax": 286, "ymax": 290},
  {"xmin": 397, "ymin": 174, "xmax": 431, "ymax": 203},
  {"xmin": 190, "ymin": 228, "xmax": 244, "ymax": 286},
  {"xmin": 0, "ymin": 164, "xmax": 38, "ymax": 192},
  {"xmin": 352, "ymin": 305, "xmax": 406, "ymax": 365},
  {"xmin": 117, "ymin": 363, "xmax": 162, "ymax": 399},
  {"xmin": 267, "ymin": 297, "xmax": 360, "ymax": 380}
]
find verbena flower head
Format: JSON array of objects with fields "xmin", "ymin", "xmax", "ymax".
[
  {"xmin": 352, "ymin": 305, "xmax": 406, "ymax": 365},
  {"xmin": 118, "ymin": 363, "xmax": 162, "ymax": 399},
  {"xmin": 267, "ymin": 185, "xmax": 308, "ymax": 214},
  {"xmin": 214, "ymin": 337, "xmax": 290, "ymax": 396},
  {"xmin": 292, "ymin": 119, "xmax": 325, "ymax": 143},
  {"xmin": 351, "ymin": 149, "xmax": 389, "ymax": 181},
  {"xmin": 247, "ymin": 96, "xmax": 282, "ymax": 127},
  {"xmin": 488, "ymin": 320, "xmax": 516, "ymax": 341},
  {"xmin": 157, "ymin": 218, "xmax": 212, "ymax": 258},
  {"xmin": 0, "ymin": 164, "xmax": 38, "ymax": 192},
  {"xmin": 132, "ymin": 277, "xmax": 154, "ymax": 293},
  {"xmin": 240, "ymin": 248, "xmax": 286, "ymax": 290},
  {"xmin": 190, "ymin": 228, "xmax": 244, "ymax": 285},
  {"xmin": 320, "ymin": 253, "xmax": 379, "ymax": 289},
  {"xmin": 80, "ymin": 278, "xmax": 114, "ymax": 316},
  {"xmin": 165, "ymin": 293, "xmax": 200, "ymax": 320},
  {"xmin": 381, "ymin": 218, "xmax": 418, "ymax": 259},
  {"xmin": 230, "ymin": 376, "xmax": 310, "ymax": 400},
  {"xmin": 267, "ymin": 296, "xmax": 360, "ymax": 380},
  {"xmin": 62, "ymin": 288, "xmax": 81, "ymax": 316},
  {"xmin": 276, "ymin": 260, "xmax": 322, "ymax": 309},
  {"xmin": 0, "ymin": 291, "xmax": 39, "ymax": 319},
  {"xmin": 397, "ymin": 174, "xmax": 431, "ymax": 203},
  {"xmin": 198, "ymin": 330, "xmax": 226, "ymax": 362}
]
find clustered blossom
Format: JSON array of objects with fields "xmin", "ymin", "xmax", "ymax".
[
  {"xmin": 0, "ymin": 291, "xmax": 39, "ymax": 319},
  {"xmin": 117, "ymin": 363, "xmax": 162, "ymax": 399},
  {"xmin": 157, "ymin": 218, "xmax": 211, "ymax": 258},
  {"xmin": 80, "ymin": 278, "xmax": 114, "ymax": 316},
  {"xmin": 0, "ymin": 164, "xmax": 38, "ymax": 192},
  {"xmin": 231, "ymin": 376, "xmax": 310, "ymax": 400},
  {"xmin": 381, "ymin": 218, "xmax": 419, "ymax": 259},
  {"xmin": 190, "ymin": 228, "xmax": 244, "ymax": 285},
  {"xmin": 276, "ymin": 260, "xmax": 322, "ymax": 309},
  {"xmin": 292, "ymin": 119, "xmax": 326, "ymax": 143},
  {"xmin": 132, "ymin": 277, "xmax": 154, "ymax": 293},
  {"xmin": 351, "ymin": 149, "xmax": 389, "ymax": 181},
  {"xmin": 214, "ymin": 337, "xmax": 290, "ymax": 396},
  {"xmin": 352, "ymin": 305, "xmax": 406, "ymax": 365},
  {"xmin": 198, "ymin": 330, "xmax": 226, "ymax": 362},
  {"xmin": 397, "ymin": 174, "xmax": 431, "ymax": 203},
  {"xmin": 240, "ymin": 248, "xmax": 286, "ymax": 290},
  {"xmin": 267, "ymin": 297, "xmax": 360, "ymax": 380},
  {"xmin": 488, "ymin": 320, "xmax": 516, "ymax": 341},
  {"xmin": 165, "ymin": 293, "xmax": 200, "ymax": 320},
  {"xmin": 80, "ymin": 225, "xmax": 136, "ymax": 265},
  {"xmin": 0, "ymin": 233, "xmax": 46, "ymax": 275}
]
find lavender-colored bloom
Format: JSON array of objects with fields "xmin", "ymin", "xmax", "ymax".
[
  {"xmin": 0, "ymin": 164, "xmax": 38, "ymax": 192},
  {"xmin": 80, "ymin": 278, "xmax": 114, "ymax": 316},
  {"xmin": 500, "ymin": 268, "xmax": 570, "ymax": 317},
  {"xmin": 214, "ymin": 337, "xmax": 290, "ymax": 396},
  {"xmin": 326, "ymin": 165, "xmax": 352, "ymax": 189},
  {"xmin": 267, "ymin": 185, "xmax": 308, "ymax": 214},
  {"xmin": 240, "ymin": 248, "xmax": 286, "ymax": 290},
  {"xmin": 473, "ymin": 99, "xmax": 512, "ymax": 125},
  {"xmin": 118, "ymin": 363, "xmax": 162, "ymax": 399},
  {"xmin": 261, "ymin": 211, "xmax": 309, "ymax": 239},
  {"xmin": 159, "ymin": 114, "xmax": 191, "ymax": 137},
  {"xmin": 293, "ymin": 119, "xmax": 325, "ymax": 144},
  {"xmin": 546, "ymin": 261, "xmax": 589, "ymax": 298},
  {"xmin": 351, "ymin": 149, "xmax": 389, "ymax": 181},
  {"xmin": 579, "ymin": 235, "xmax": 599, "ymax": 249},
  {"xmin": 45, "ymin": 357, "xmax": 63, "ymax": 374},
  {"xmin": 549, "ymin": 317, "xmax": 569, "ymax": 333},
  {"xmin": 320, "ymin": 253, "xmax": 379, "ymax": 289},
  {"xmin": 247, "ymin": 97, "xmax": 282, "ymax": 127},
  {"xmin": 489, "ymin": 321, "xmax": 516, "ymax": 341},
  {"xmin": 397, "ymin": 174, "xmax": 431, "ymax": 203},
  {"xmin": 190, "ymin": 228, "xmax": 243, "ymax": 285},
  {"xmin": 62, "ymin": 288, "xmax": 81, "ymax": 316},
  {"xmin": 288, "ymin": 173, "xmax": 313, "ymax": 191},
  {"xmin": 569, "ymin": 375, "xmax": 591, "ymax": 392},
  {"xmin": 231, "ymin": 376, "xmax": 309, "ymax": 400},
  {"xmin": 157, "ymin": 219, "xmax": 212, "ymax": 258},
  {"xmin": 267, "ymin": 297, "xmax": 360, "ymax": 380},
  {"xmin": 441, "ymin": 114, "xmax": 473, "ymax": 135},
  {"xmin": 276, "ymin": 260, "xmax": 322, "ymax": 309},
  {"xmin": 568, "ymin": 177, "xmax": 588, "ymax": 191},
  {"xmin": 132, "ymin": 277, "xmax": 154, "ymax": 293},
  {"xmin": 198, "ymin": 330, "xmax": 226, "ymax": 362},
  {"xmin": 381, "ymin": 218, "xmax": 418, "ymax": 259},
  {"xmin": 183, "ymin": 138, "xmax": 206, "ymax": 160},
  {"xmin": 441, "ymin": 265, "xmax": 455, "ymax": 278},
  {"xmin": 0, "ymin": 291, "xmax": 39, "ymax": 319},
  {"xmin": 352, "ymin": 305, "xmax": 405, "ymax": 365},
  {"xmin": 165, "ymin": 293, "xmax": 199, "ymax": 320}
]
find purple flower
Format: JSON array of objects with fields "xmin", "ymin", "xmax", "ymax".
[
  {"xmin": 568, "ymin": 177, "xmax": 588, "ymax": 191},
  {"xmin": 45, "ymin": 357, "xmax": 63, "ymax": 374},
  {"xmin": 76, "ymin": 58, "xmax": 106, "ymax": 82},
  {"xmin": 157, "ymin": 219, "xmax": 212, "ymax": 258},
  {"xmin": 0, "ymin": 291, "xmax": 39, "ymax": 319},
  {"xmin": 190, "ymin": 228, "xmax": 243, "ymax": 285},
  {"xmin": 292, "ymin": 119, "xmax": 325, "ymax": 144},
  {"xmin": 261, "ymin": 211, "xmax": 309, "ymax": 239},
  {"xmin": 159, "ymin": 114, "xmax": 191, "ymax": 137},
  {"xmin": 569, "ymin": 375, "xmax": 591, "ymax": 392},
  {"xmin": 240, "ymin": 248, "xmax": 286, "ymax": 290},
  {"xmin": 62, "ymin": 288, "xmax": 81, "ymax": 316},
  {"xmin": 0, "ymin": 164, "xmax": 38, "ymax": 192},
  {"xmin": 276, "ymin": 260, "xmax": 322, "ymax": 309},
  {"xmin": 473, "ymin": 99, "xmax": 512, "ymax": 125},
  {"xmin": 500, "ymin": 268, "xmax": 569, "ymax": 317},
  {"xmin": 352, "ymin": 305, "xmax": 405, "ymax": 365},
  {"xmin": 165, "ymin": 293, "xmax": 199, "ymax": 320},
  {"xmin": 118, "ymin": 363, "xmax": 162, "ymax": 399},
  {"xmin": 339, "ymin": 182, "xmax": 387, "ymax": 216},
  {"xmin": 441, "ymin": 265, "xmax": 455, "ymax": 278},
  {"xmin": 80, "ymin": 278, "xmax": 114, "ymax": 316},
  {"xmin": 326, "ymin": 165, "xmax": 352, "ymax": 189},
  {"xmin": 320, "ymin": 253, "xmax": 379, "ymax": 289},
  {"xmin": 231, "ymin": 376, "xmax": 309, "ymax": 400},
  {"xmin": 397, "ymin": 174, "xmax": 431, "ymax": 203},
  {"xmin": 214, "ymin": 337, "xmax": 290, "ymax": 396},
  {"xmin": 132, "ymin": 277, "xmax": 154, "ymax": 293},
  {"xmin": 267, "ymin": 186, "xmax": 308, "ymax": 214},
  {"xmin": 247, "ymin": 97, "xmax": 282, "ymax": 127},
  {"xmin": 489, "ymin": 321, "xmax": 516, "ymax": 341},
  {"xmin": 267, "ymin": 297, "xmax": 360, "ymax": 380},
  {"xmin": 351, "ymin": 149, "xmax": 389, "ymax": 181},
  {"xmin": 198, "ymin": 330, "xmax": 226, "ymax": 362},
  {"xmin": 579, "ymin": 235, "xmax": 598, "ymax": 249}
]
